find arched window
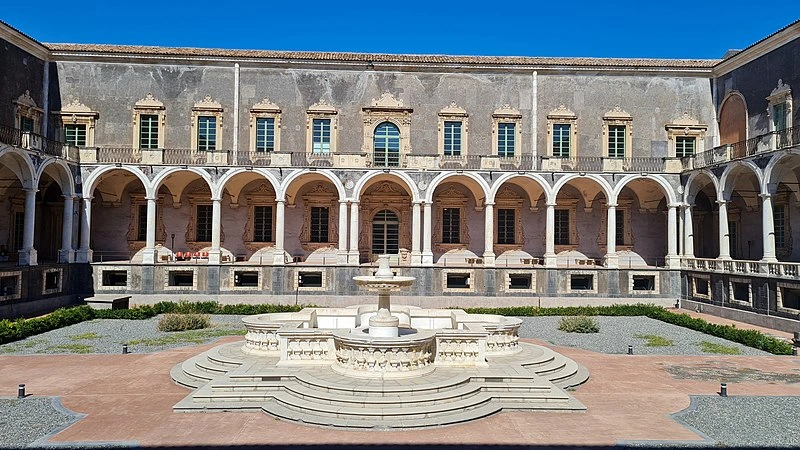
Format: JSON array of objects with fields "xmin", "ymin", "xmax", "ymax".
[
  {"xmin": 719, "ymin": 93, "xmax": 747, "ymax": 146},
  {"xmin": 372, "ymin": 209, "xmax": 399, "ymax": 255},
  {"xmin": 373, "ymin": 122, "xmax": 400, "ymax": 167}
]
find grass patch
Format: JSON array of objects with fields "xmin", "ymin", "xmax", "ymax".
[
  {"xmin": 634, "ymin": 334, "xmax": 674, "ymax": 347},
  {"xmin": 127, "ymin": 327, "xmax": 244, "ymax": 347},
  {"xmin": 69, "ymin": 332, "xmax": 102, "ymax": 340},
  {"xmin": 48, "ymin": 343, "xmax": 93, "ymax": 354},
  {"xmin": 558, "ymin": 316, "xmax": 599, "ymax": 333},
  {"xmin": 699, "ymin": 341, "xmax": 741, "ymax": 355}
]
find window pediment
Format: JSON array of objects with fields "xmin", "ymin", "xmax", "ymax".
[
  {"xmin": 492, "ymin": 104, "xmax": 522, "ymax": 119},
  {"xmin": 603, "ymin": 105, "xmax": 631, "ymax": 122},
  {"xmin": 439, "ymin": 102, "xmax": 468, "ymax": 117},
  {"xmin": 251, "ymin": 98, "xmax": 281, "ymax": 114},
  {"xmin": 768, "ymin": 79, "xmax": 791, "ymax": 102},
  {"xmin": 307, "ymin": 98, "xmax": 338, "ymax": 115},
  {"xmin": 547, "ymin": 104, "xmax": 577, "ymax": 120},
  {"xmin": 192, "ymin": 95, "xmax": 223, "ymax": 112},
  {"xmin": 134, "ymin": 93, "xmax": 165, "ymax": 111},
  {"xmin": 363, "ymin": 92, "xmax": 413, "ymax": 113}
]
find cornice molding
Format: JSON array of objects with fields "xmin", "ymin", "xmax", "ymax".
[
  {"xmin": 0, "ymin": 21, "xmax": 50, "ymax": 61},
  {"xmin": 713, "ymin": 21, "xmax": 800, "ymax": 77}
]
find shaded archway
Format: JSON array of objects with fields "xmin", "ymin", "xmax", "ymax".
[
  {"xmin": 685, "ymin": 172, "xmax": 719, "ymax": 259},
  {"xmin": 357, "ymin": 175, "xmax": 414, "ymax": 264},
  {"xmin": 87, "ymin": 168, "xmax": 150, "ymax": 261},
  {"xmin": 552, "ymin": 176, "xmax": 611, "ymax": 264},
  {"xmin": 0, "ymin": 149, "xmax": 35, "ymax": 263},
  {"xmin": 615, "ymin": 178, "xmax": 673, "ymax": 267},
  {"xmin": 429, "ymin": 174, "xmax": 491, "ymax": 263},
  {"xmin": 283, "ymin": 172, "xmax": 345, "ymax": 263},
  {"xmin": 488, "ymin": 174, "xmax": 549, "ymax": 263},
  {"xmin": 721, "ymin": 162, "xmax": 763, "ymax": 260},
  {"xmin": 765, "ymin": 151, "xmax": 800, "ymax": 261}
]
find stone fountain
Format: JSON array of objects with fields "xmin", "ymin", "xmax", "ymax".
[{"xmin": 171, "ymin": 255, "xmax": 590, "ymax": 428}]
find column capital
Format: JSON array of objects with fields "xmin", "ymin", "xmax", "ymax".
[
  {"xmin": 667, "ymin": 203, "xmax": 681, "ymax": 209},
  {"xmin": 62, "ymin": 194, "xmax": 76, "ymax": 200},
  {"xmin": 210, "ymin": 196, "xmax": 223, "ymax": 203},
  {"xmin": 349, "ymin": 200, "xmax": 359, "ymax": 205},
  {"xmin": 23, "ymin": 187, "xmax": 38, "ymax": 194},
  {"xmin": 145, "ymin": 196, "xmax": 158, "ymax": 202},
  {"xmin": 339, "ymin": 200, "xmax": 349, "ymax": 205},
  {"xmin": 606, "ymin": 203, "xmax": 618, "ymax": 208},
  {"xmin": 546, "ymin": 202, "xmax": 557, "ymax": 207},
  {"xmin": 484, "ymin": 202, "xmax": 495, "ymax": 207},
  {"xmin": 758, "ymin": 192, "xmax": 772, "ymax": 199},
  {"xmin": 275, "ymin": 198, "xmax": 286, "ymax": 204},
  {"xmin": 715, "ymin": 199, "xmax": 727, "ymax": 206},
  {"xmin": 82, "ymin": 195, "xmax": 93, "ymax": 201}
]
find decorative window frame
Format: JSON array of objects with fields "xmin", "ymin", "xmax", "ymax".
[
  {"xmin": 295, "ymin": 270, "xmax": 327, "ymax": 291},
  {"xmin": 433, "ymin": 185, "xmax": 471, "ymax": 253},
  {"xmin": 776, "ymin": 281, "xmax": 800, "ymax": 313},
  {"xmin": 502, "ymin": 271, "xmax": 536, "ymax": 293},
  {"xmin": 41, "ymin": 267, "xmax": 63, "ymax": 295},
  {"xmin": 249, "ymin": 98, "xmax": 282, "ymax": 153},
  {"xmin": 566, "ymin": 270, "xmax": 597, "ymax": 294},
  {"xmin": 665, "ymin": 112, "xmax": 707, "ymax": 157},
  {"xmin": 728, "ymin": 276, "xmax": 753, "ymax": 306},
  {"xmin": 55, "ymin": 98, "xmax": 99, "ymax": 147},
  {"xmin": 494, "ymin": 186, "xmax": 524, "ymax": 253},
  {"xmin": 164, "ymin": 267, "xmax": 199, "ymax": 291},
  {"xmin": 766, "ymin": 79, "xmax": 792, "ymax": 132},
  {"xmin": 438, "ymin": 102, "xmax": 469, "ymax": 156},
  {"xmin": 94, "ymin": 266, "xmax": 132, "ymax": 292},
  {"xmin": 552, "ymin": 198, "xmax": 579, "ymax": 252},
  {"xmin": 125, "ymin": 192, "xmax": 166, "ymax": 252},
  {"xmin": 492, "ymin": 105, "xmax": 522, "ymax": 157},
  {"xmin": 191, "ymin": 96, "xmax": 224, "ymax": 151},
  {"xmin": 306, "ymin": 99, "xmax": 339, "ymax": 154},
  {"xmin": 598, "ymin": 199, "xmax": 633, "ymax": 250},
  {"xmin": 441, "ymin": 268, "xmax": 475, "ymax": 293},
  {"xmin": 226, "ymin": 268, "xmax": 265, "ymax": 291},
  {"xmin": 13, "ymin": 90, "xmax": 43, "ymax": 134},
  {"xmin": 0, "ymin": 270, "xmax": 23, "ymax": 301},
  {"xmin": 628, "ymin": 271, "xmax": 660, "ymax": 293},
  {"xmin": 132, "ymin": 93, "xmax": 166, "ymax": 149},
  {"xmin": 242, "ymin": 182, "xmax": 276, "ymax": 252},
  {"xmin": 546, "ymin": 105, "xmax": 578, "ymax": 157},
  {"xmin": 691, "ymin": 273, "xmax": 711, "ymax": 299},
  {"xmin": 298, "ymin": 183, "xmax": 339, "ymax": 251},
  {"xmin": 362, "ymin": 93, "xmax": 412, "ymax": 165},
  {"xmin": 602, "ymin": 105, "xmax": 632, "ymax": 158},
  {"xmin": 184, "ymin": 186, "xmax": 223, "ymax": 252}
]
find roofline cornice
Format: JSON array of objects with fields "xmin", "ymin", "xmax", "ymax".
[
  {"xmin": 0, "ymin": 21, "xmax": 51, "ymax": 60},
  {"xmin": 713, "ymin": 20, "xmax": 800, "ymax": 76}
]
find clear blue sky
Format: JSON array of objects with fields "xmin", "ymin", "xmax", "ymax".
[{"xmin": 3, "ymin": 1, "xmax": 799, "ymax": 59}]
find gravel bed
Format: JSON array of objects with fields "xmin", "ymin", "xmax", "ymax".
[
  {"xmin": 0, "ymin": 315, "xmax": 246, "ymax": 355},
  {"xmin": 0, "ymin": 397, "xmax": 78, "ymax": 448},
  {"xmin": 674, "ymin": 396, "xmax": 800, "ymax": 447},
  {"xmin": 517, "ymin": 316, "xmax": 771, "ymax": 356}
]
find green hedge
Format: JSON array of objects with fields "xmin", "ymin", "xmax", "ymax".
[{"xmin": 463, "ymin": 304, "xmax": 794, "ymax": 355}]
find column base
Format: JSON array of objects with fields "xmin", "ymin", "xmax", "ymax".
[
  {"xmin": 347, "ymin": 251, "xmax": 361, "ymax": 266},
  {"xmin": 410, "ymin": 251, "xmax": 422, "ymax": 265},
  {"xmin": 543, "ymin": 253, "xmax": 557, "ymax": 268},
  {"xmin": 338, "ymin": 249, "xmax": 349, "ymax": 265},
  {"xmin": 482, "ymin": 252, "xmax": 496, "ymax": 267},
  {"xmin": 141, "ymin": 247, "xmax": 157, "ymax": 265},
  {"xmin": 272, "ymin": 251, "xmax": 287, "ymax": 266},
  {"xmin": 665, "ymin": 255, "xmax": 681, "ymax": 269},
  {"xmin": 760, "ymin": 256, "xmax": 778, "ymax": 263},
  {"xmin": 76, "ymin": 249, "xmax": 93, "ymax": 263},
  {"xmin": 421, "ymin": 252, "xmax": 434, "ymax": 265},
  {"xmin": 58, "ymin": 249, "xmax": 75, "ymax": 263},
  {"xmin": 18, "ymin": 249, "xmax": 38, "ymax": 266},
  {"xmin": 716, "ymin": 255, "xmax": 733, "ymax": 261},
  {"xmin": 604, "ymin": 253, "xmax": 619, "ymax": 269},
  {"xmin": 208, "ymin": 249, "xmax": 222, "ymax": 264}
]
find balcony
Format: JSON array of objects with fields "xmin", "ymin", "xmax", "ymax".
[
  {"xmin": 682, "ymin": 257, "xmax": 800, "ymax": 280},
  {"xmin": 0, "ymin": 124, "xmax": 79, "ymax": 161},
  {"xmin": 687, "ymin": 126, "xmax": 799, "ymax": 170}
]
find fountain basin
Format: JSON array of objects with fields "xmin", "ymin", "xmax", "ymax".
[{"xmin": 332, "ymin": 329, "xmax": 436, "ymax": 379}]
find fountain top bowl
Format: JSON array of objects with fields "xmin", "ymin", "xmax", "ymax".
[{"xmin": 353, "ymin": 254, "xmax": 415, "ymax": 290}]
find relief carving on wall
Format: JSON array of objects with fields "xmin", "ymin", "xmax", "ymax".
[{"xmin": 358, "ymin": 182, "xmax": 411, "ymax": 254}]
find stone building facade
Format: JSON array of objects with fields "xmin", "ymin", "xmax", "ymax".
[{"xmin": 0, "ymin": 19, "xmax": 799, "ymax": 326}]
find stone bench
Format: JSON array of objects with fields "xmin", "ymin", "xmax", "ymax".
[{"xmin": 84, "ymin": 295, "xmax": 131, "ymax": 310}]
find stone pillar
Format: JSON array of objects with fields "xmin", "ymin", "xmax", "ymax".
[
  {"xmin": 604, "ymin": 203, "xmax": 618, "ymax": 269},
  {"xmin": 273, "ymin": 199, "xmax": 286, "ymax": 265},
  {"xmin": 18, "ymin": 188, "xmax": 38, "ymax": 266},
  {"xmin": 544, "ymin": 203, "xmax": 557, "ymax": 267},
  {"xmin": 207, "ymin": 198, "xmax": 223, "ymax": 264},
  {"xmin": 76, "ymin": 196, "xmax": 93, "ymax": 263},
  {"xmin": 483, "ymin": 202, "xmax": 495, "ymax": 266},
  {"xmin": 684, "ymin": 204, "xmax": 695, "ymax": 258},
  {"xmin": 348, "ymin": 201, "xmax": 359, "ymax": 265},
  {"xmin": 141, "ymin": 197, "xmax": 158, "ymax": 264},
  {"xmin": 58, "ymin": 195, "xmax": 75, "ymax": 263},
  {"xmin": 666, "ymin": 205, "xmax": 680, "ymax": 268},
  {"xmin": 717, "ymin": 199, "xmax": 731, "ymax": 259},
  {"xmin": 411, "ymin": 201, "xmax": 422, "ymax": 264},
  {"xmin": 760, "ymin": 193, "xmax": 778, "ymax": 262},
  {"xmin": 422, "ymin": 202, "xmax": 433, "ymax": 265},
  {"xmin": 338, "ymin": 201, "xmax": 348, "ymax": 264},
  {"xmin": 677, "ymin": 205, "xmax": 684, "ymax": 256}
]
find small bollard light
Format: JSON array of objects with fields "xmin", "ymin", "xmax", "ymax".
[
  {"xmin": 793, "ymin": 347, "xmax": 798, "ymax": 357},
  {"xmin": 122, "ymin": 344, "xmax": 128, "ymax": 354},
  {"xmin": 17, "ymin": 384, "xmax": 25, "ymax": 399},
  {"xmin": 627, "ymin": 345, "xmax": 633, "ymax": 355},
  {"xmin": 720, "ymin": 383, "xmax": 728, "ymax": 397}
]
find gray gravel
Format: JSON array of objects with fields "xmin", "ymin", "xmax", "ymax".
[
  {"xmin": 0, "ymin": 397, "xmax": 79, "ymax": 448},
  {"xmin": 0, "ymin": 315, "xmax": 245, "ymax": 355},
  {"xmin": 517, "ymin": 316, "xmax": 771, "ymax": 356},
  {"xmin": 674, "ymin": 396, "xmax": 800, "ymax": 447}
]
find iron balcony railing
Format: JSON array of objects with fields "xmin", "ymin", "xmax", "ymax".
[
  {"xmin": 236, "ymin": 150, "xmax": 272, "ymax": 167},
  {"xmin": 690, "ymin": 126, "xmax": 799, "ymax": 169},
  {"xmin": 497, "ymin": 155, "xmax": 536, "ymax": 170},
  {"xmin": 96, "ymin": 147, "xmax": 142, "ymax": 164},
  {"xmin": 621, "ymin": 157, "xmax": 666, "ymax": 172},
  {"xmin": 291, "ymin": 151, "xmax": 333, "ymax": 167},
  {"xmin": 557, "ymin": 156, "xmax": 603, "ymax": 172},
  {"xmin": 0, "ymin": 123, "xmax": 78, "ymax": 160},
  {"xmin": 439, "ymin": 154, "xmax": 482, "ymax": 170}
]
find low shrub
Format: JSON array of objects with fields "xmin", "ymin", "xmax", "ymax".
[
  {"xmin": 557, "ymin": 316, "xmax": 599, "ymax": 333},
  {"xmin": 157, "ymin": 313, "xmax": 211, "ymax": 332}
]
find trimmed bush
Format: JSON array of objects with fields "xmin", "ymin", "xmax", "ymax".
[
  {"xmin": 557, "ymin": 316, "xmax": 599, "ymax": 333},
  {"xmin": 157, "ymin": 313, "xmax": 211, "ymax": 332}
]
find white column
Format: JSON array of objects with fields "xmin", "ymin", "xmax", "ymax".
[
  {"xmin": 677, "ymin": 205, "xmax": 684, "ymax": 256},
  {"xmin": 348, "ymin": 201, "xmax": 360, "ymax": 265},
  {"xmin": 717, "ymin": 199, "xmax": 731, "ymax": 259},
  {"xmin": 684, "ymin": 204, "xmax": 695, "ymax": 258},
  {"xmin": 483, "ymin": 202, "xmax": 495, "ymax": 266},
  {"xmin": 666, "ymin": 205, "xmax": 679, "ymax": 268},
  {"xmin": 77, "ymin": 196, "xmax": 93, "ymax": 263},
  {"xmin": 544, "ymin": 203, "xmax": 556, "ymax": 267},
  {"xmin": 422, "ymin": 202, "xmax": 433, "ymax": 265},
  {"xmin": 273, "ymin": 199, "xmax": 286, "ymax": 265},
  {"xmin": 141, "ymin": 197, "xmax": 158, "ymax": 264},
  {"xmin": 58, "ymin": 195, "xmax": 74, "ymax": 263},
  {"xmin": 604, "ymin": 203, "xmax": 618, "ymax": 269},
  {"xmin": 338, "ymin": 201, "xmax": 348, "ymax": 264},
  {"xmin": 761, "ymin": 193, "xmax": 778, "ymax": 262},
  {"xmin": 411, "ymin": 201, "xmax": 421, "ymax": 264},
  {"xmin": 18, "ymin": 188, "xmax": 38, "ymax": 266}
]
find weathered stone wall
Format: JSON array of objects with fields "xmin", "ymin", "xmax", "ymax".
[{"xmin": 0, "ymin": 36, "xmax": 45, "ymax": 129}]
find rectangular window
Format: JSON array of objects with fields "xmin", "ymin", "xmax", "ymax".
[
  {"xmin": 442, "ymin": 208, "xmax": 460, "ymax": 244},
  {"xmin": 552, "ymin": 124, "xmax": 571, "ymax": 157},
  {"xmin": 608, "ymin": 125, "xmax": 626, "ymax": 158},
  {"xmin": 20, "ymin": 116, "xmax": 34, "ymax": 133},
  {"xmin": 554, "ymin": 209, "xmax": 570, "ymax": 245},
  {"xmin": 497, "ymin": 208, "xmax": 516, "ymax": 244},
  {"xmin": 234, "ymin": 271, "xmax": 259, "ymax": 288},
  {"xmin": 508, "ymin": 274, "xmax": 532, "ymax": 290},
  {"xmin": 570, "ymin": 274, "xmax": 593, "ymax": 291},
  {"xmin": 13, "ymin": 211, "xmax": 24, "ymax": 251},
  {"xmin": 256, "ymin": 117, "xmax": 275, "ymax": 152},
  {"xmin": 497, "ymin": 123, "xmax": 515, "ymax": 157},
  {"xmin": 168, "ymin": 271, "xmax": 194, "ymax": 287},
  {"xmin": 774, "ymin": 205, "xmax": 786, "ymax": 249},
  {"xmin": 615, "ymin": 210, "xmax": 625, "ymax": 246},
  {"xmin": 443, "ymin": 121, "xmax": 462, "ymax": 156},
  {"xmin": 773, "ymin": 102, "xmax": 788, "ymax": 132},
  {"xmin": 139, "ymin": 114, "xmax": 159, "ymax": 149},
  {"xmin": 136, "ymin": 204, "xmax": 147, "ymax": 241},
  {"xmin": 298, "ymin": 272, "xmax": 323, "ymax": 288},
  {"xmin": 675, "ymin": 136, "xmax": 695, "ymax": 157},
  {"xmin": 64, "ymin": 124, "xmax": 87, "ymax": 147},
  {"xmin": 253, "ymin": 206, "xmax": 273, "ymax": 242},
  {"xmin": 197, "ymin": 116, "xmax": 217, "ymax": 151},
  {"xmin": 729, "ymin": 221, "xmax": 738, "ymax": 259},
  {"xmin": 632, "ymin": 275, "xmax": 656, "ymax": 291},
  {"xmin": 732, "ymin": 282, "xmax": 750, "ymax": 303},
  {"xmin": 196, "ymin": 205, "xmax": 213, "ymax": 242},
  {"xmin": 446, "ymin": 273, "xmax": 470, "ymax": 289},
  {"xmin": 312, "ymin": 119, "xmax": 331, "ymax": 154},
  {"xmin": 101, "ymin": 270, "xmax": 128, "ymax": 287},
  {"xmin": 310, "ymin": 207, "xmax": 329, "ymax": 243}
]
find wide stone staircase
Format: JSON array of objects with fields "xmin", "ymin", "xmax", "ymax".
[{"xmin": 171, "ymin": 341, "xmax": 589, "ymax": 429}]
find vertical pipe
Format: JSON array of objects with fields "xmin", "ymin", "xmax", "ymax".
[{"xmin": 232, "ymin": 63, "xmax": 240, "ymax": 164}]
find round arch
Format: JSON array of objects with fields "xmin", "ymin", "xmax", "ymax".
[
  {"xmin": 488, "ymin": 172, "xmax": 552, "ymax": 205},
  {"xmin": 718, "ymin": 91, "xmax": 748, "ymax": 145},
  {"xmin": 281, "ymin": 169, "xmax": 346, "ymax": 202},
  {"xmin": 612, "ymin": 174, "xmax": 677, "ymax": 206},
  {"xmin": 719, "ymin": 160, "xmax": 763, "ymax": 200},
  {"xmin": 83, "ymin": 165, "xmax": 150, "ymax": 199},
  {"xmin": 36, "ymin": 158, "xmax": 75, "ymax": 197},
  {"xmin": 683, "ymin": 170, "xmax": 720, "ymax": 204},
  {"xmin": 214, "ymin": 167, "xmax": 282, "ymax": 201},
  {"xmin": 552, "ymin": 174, "xmax": 614, "ymax": 203},
  {"xmin": 764, "ymin": 149, "xmax": 800, "ymax": 193},
  {"xmin": 424, "ymin": 171, "xmax": 489, "ymax": 204},
  {"xmin": 0, "ymin": 147, "xmax": 36, "ymax": 189},
  {"xmin": 150, "ymin": 167, "xmax": 214, "ymax": 199},
  {"xmin": 353, "ymin": 170, "xmax": 420, "ymax": 203}
]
